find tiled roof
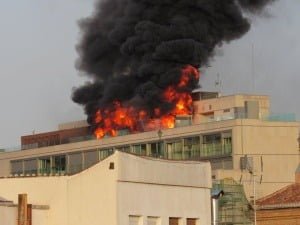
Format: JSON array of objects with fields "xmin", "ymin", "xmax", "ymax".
[{"xmin": 257, "ymin": 183, "xmax": 300, "ymax": 207}]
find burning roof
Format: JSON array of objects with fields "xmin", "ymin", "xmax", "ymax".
[{"xmin": 72, "ymin": 0, "xmax": 275, "ymax": 139}]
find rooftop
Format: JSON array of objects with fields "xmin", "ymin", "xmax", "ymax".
[{"xmin": 257, "ymin": 183, "xmax": 300, "ymax": 209}]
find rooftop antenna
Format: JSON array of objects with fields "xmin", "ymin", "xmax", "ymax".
[
  {"xmin": 251, "ymin": 43, "xmax": 255, "ymax": 93},
  {"xmin": 215, "ymin": 73, "xmax": 222, "ymax": 96}
]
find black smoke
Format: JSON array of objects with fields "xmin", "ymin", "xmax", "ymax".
[{"xmin": 72, "ymin": 0, "xmax": 274, "ymax": 128}]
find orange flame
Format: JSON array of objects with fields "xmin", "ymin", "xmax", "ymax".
[{"xmin": 94, "ymin": 65, "xmax": 200, "ymax": 139}]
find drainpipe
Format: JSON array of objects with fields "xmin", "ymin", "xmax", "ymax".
[{"xmin": 211, "ymin": 190, "xmax": 224, "ymax": 225}]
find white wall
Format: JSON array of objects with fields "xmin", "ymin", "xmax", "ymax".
[
  {"xmin": 116, "ymin": 152, "xmax": 212, "ymax": 225},
  {"xmin": 0, "ymin": 152, "xmax": 212, "ymax": 225},
  {"xmin": 0, "ymin": 205, "xmax": 16, "ymax": 225},
  {"xmin": 0, "ymin": 205, "xmax": 49, "ymax": 225},
  {"xmin": 118, "ymin": 182, "xmax": 211, "ymax": 225}
]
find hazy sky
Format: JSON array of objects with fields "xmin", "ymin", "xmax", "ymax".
[{"xmin": 0, "ymin": 1, "xmax": 299, "ymax": 148}]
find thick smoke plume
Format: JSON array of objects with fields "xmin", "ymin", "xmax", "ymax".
[{"xmin": 72, "ymin": 0, "xmax": 274, "ymax": 134}]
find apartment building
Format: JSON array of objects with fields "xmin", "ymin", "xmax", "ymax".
[{"xmin": 0, "ymin": 92, "xmax": 298, "ymax": 199}]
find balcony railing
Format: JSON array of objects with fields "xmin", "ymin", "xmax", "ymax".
[
  {"xmin": 201, "ymin": 143, "xmax": 232, "ymax": 158},
  {"xmin": 262, "ymin": 113, "xmax": 296, "ymax": 122}
]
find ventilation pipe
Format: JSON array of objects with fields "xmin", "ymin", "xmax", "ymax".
[{"xmin": 211, "ymin": 190, "xmax": 224, "ymax": 225}]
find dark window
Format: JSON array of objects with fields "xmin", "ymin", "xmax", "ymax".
[
  {"xmin": 169, "ymin": 218, "xmax": 179, "ymax": 225},
  {"xmin": 184, "ymin": 136, "xmax": 200, "ymax": 160},
  {"xmin": 150, "ymin": 142, "xmax": 164, "ymax": 158},
  {"xmin": 69, "ymin": 152, "xmax": 83, "ymax": 175},
  {"xmin": 187, "ymin": 218, "xmax": 197, "ymax": 225},
  {"xmin": 11, "ymin": 160, "xmax": 23, "ymax": 175},
  {"xmin": 115, "ymin": 146, "xmax": 130, "ymax": 153},
  {"xmin": 38, "ymin": 157, "xmax": 51, "ymax": 174},
  {"xmin": 84, "ymin": 150, "xmax": 99, "ymax": 169},
  {"xmin": 132, "ymin": 144, "xmax": 146, "ymax": 155},
  {"xmin": 100, "ymin": 149, "xmax": 114, "ymax": 160},
  {"xmin": 24, "ymin": 159, "xmax": 37, "ymax": 174},
  {"xmin": 202, "ymin": 133, "xmax": 222, "ymax": 157},
  {"xmin": 52, "ymin": 155, "xmax": 66, "ymax": 174}
]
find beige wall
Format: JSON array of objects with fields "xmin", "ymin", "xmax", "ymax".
[
  {"xmin": 0, "ymin": 156, "xmax": 117, "ymax": 225},
  {"xmin": 216, "ymin": 119, "xmax": 299, "ymax": 198},
  {"xmin": 0, "ymin": 205, "xmax": 17, "ymax": 225},
  {"xmin": 0, "ymin": 206, "xmax": 49, "ymax": 225},
  {"xmin": 193, "ymin": 94, "xmax": 270, "ymax": 124},
  {"xmin": 116, "ymin": 153, "xmax": 211, "ymax": 225},
  {"xmin": 0, "ymin": 152, "xmax": 212, "ymax": 225},
  {"xmin": 67, "ymin": 155, "xmax": 118, "ymax": 225},
  {"xmin": 118, "ymin": 183, "xmax": 210, "ymax": 225},
  {"xmin": 0, "ymin": 177, "xmax": 68, "ymax": 225}
]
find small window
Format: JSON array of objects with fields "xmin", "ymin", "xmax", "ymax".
[
  {"xmin": 129, "ymin": 215, "xmax": 142, "ymax": 225},
  {"xmin": 187, "ymin": 218, "xmax": 198, "ymax": 225},
  {"xmin": 223, "ymin": 109, "xmax": 230, "ymax": 113},
  {"xmin": 147, "ymin": 216, "xmax": 160, "ymax": 225},
  {"xmin": 169, "ymin": 217, "xmax": 180, "ymax": 225}
]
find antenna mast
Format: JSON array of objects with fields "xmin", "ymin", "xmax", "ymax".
[
  {"xmin": 215, "ymin": 73, "xmax": 222, "ymax": 95},
  {"xmin": 251, "ymin": 43, "xmax": 255, "ymax": 93}
]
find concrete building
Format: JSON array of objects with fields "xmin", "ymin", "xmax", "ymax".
[
  {"xmin": 0, "ymin": 92, "xmax": 298, "ymax": 201},
  {"xmin": 0, "ymin": 151, "xmax": 212, "ymax": 225}
]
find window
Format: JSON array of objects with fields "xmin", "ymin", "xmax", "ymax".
[
  {"xmin": 223, "ymin": 136, "xmax": 232, "ymax": 155},
  {"xmin": 187, "ymin": 218, "xmax": 198, "ymax": 225},
  {"xmin": 69, "ymin": 152, "xmax": 83, "ymax": 175},
  {"xmin": 84, "ymin": 150, "xmax": 99, "ymax": 169},
  {"xmin": 169, "ymin": 217, "xmax": 180, "ymax": 225},
  {"xmin": 211, "ymin": 158, "xmax": 233, "ymax": 170},
  {"xmin": 132, "ymin": 144, "xmax": 147, "ymax": 155},
  {"xmin": 147, "ymin": 217, "xmax": 160, "ymax": 225},
  {"xmin": 167, "ymin": 140, "xmax": 183, "ymax": 160},
  {"xmin": 11, "ymin": 160, "xmax": 23, "ymax": 175},
  {"xmin": 24, "ymin": 159, "xmax": 37, "ymax": 174},
  {"xmin": 115, "ymin": 146, "xmax": 130, "ymax": 153},
  {"xmin": 52, "ymin": 155, "xmax": 66, "ymax": 174},
  {"xmin": 99, "ymin": 148, "xmax": 114, "ymax": 160},
  {"xmin": 129, "ymin": 215, "xmax": 142, "ymax": 225},
  {"xmin": 202, "ymin": 133, "xmax": 222, "ymax": 157},
  {"xmin": 149, "ymin": 142, "xmax": 164, "ymax": 158},
  {"xmin": 175, "ymin": 116, "xmax": 192, "ymax": 127},
  {"xmin": 184, "ymin": 137, "xmax": 200, "ymax": 160},
  {"xmin": 38, "ymin": 157, "xmax": 51, "ymax": 174}
]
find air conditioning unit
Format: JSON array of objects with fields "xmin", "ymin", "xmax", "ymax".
[{"xmin": 240, "ymin": 155, "xmax": 253, "ymax": 173}]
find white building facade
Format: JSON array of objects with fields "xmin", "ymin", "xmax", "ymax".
[{"xmin": 0, "ymin": 151, "xmax": 212, "ymax": 225}]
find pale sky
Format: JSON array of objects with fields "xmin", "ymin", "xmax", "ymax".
[{"xmin": 0, "ymin": 0, "xmax": 299, "ymax": 148}]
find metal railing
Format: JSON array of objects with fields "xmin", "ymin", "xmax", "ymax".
[
  {"xmin": 201, "ymin": 143, "xmax": 232, "ymax": 158},
  {"xmin": 262, "ymin": 113, "xmax": 296, "ymax": 122}
]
